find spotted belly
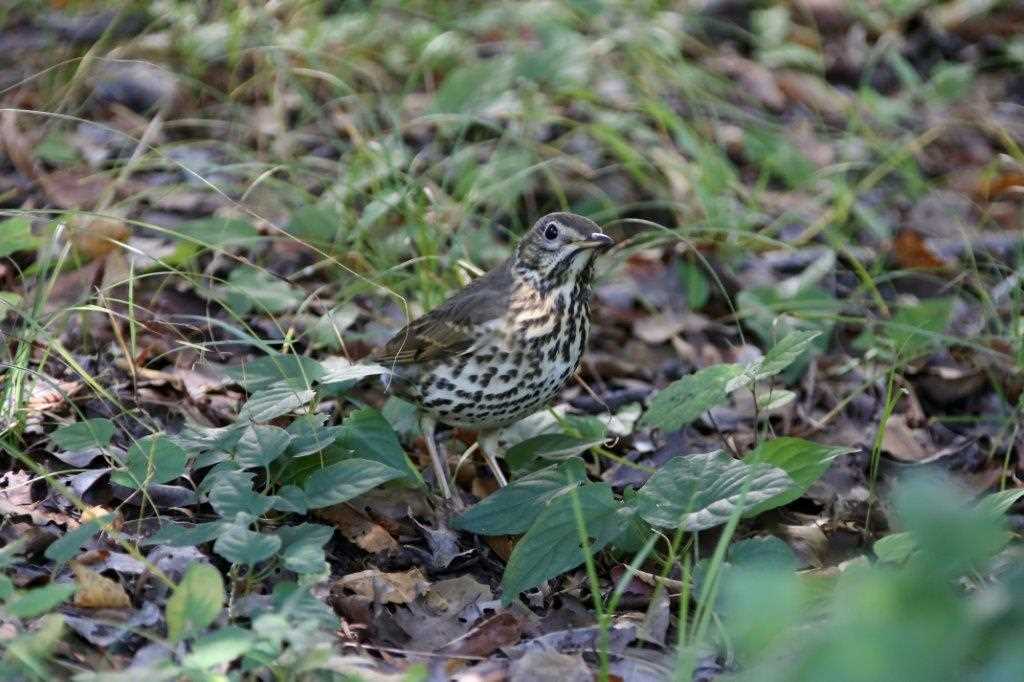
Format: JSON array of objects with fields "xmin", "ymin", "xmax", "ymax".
[{"xmin": 414, "ymin": 307, "xmax": 589, "ymax": 429}]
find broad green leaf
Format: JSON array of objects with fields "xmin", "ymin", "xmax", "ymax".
[
  {"xmin": 743, "ymin": 127, "xmax": 815, "ymax": 189},
  {"xmin": 505, "ymin": 434, "xmax": 607, "ymax": 471},
  {"xmin": 319, "ymin": 361, "xmax": 389, "ymax": 385},
  {"xmin": 286, "ymin": 205, "xmax": 343, "ymax": 243},
  {"xmin": 335, "ymin": 408, "xmax": 421, "ymax": 483},
  {"xmin": 875, "ymin": 488, "xmax": 1024, "ymax": 564},
  {"xmin": 166, "ymin": 563, "xmax": 224, "ymax": 642},
  {"xmin": 146, "ymin": 521, "xmax": 228, "ymax": 547},
  {"xmin": 171, "ymin": 217, "xmax": 260, "ymax": 247},
  {"xmin": 285, "ymin": 414, "xmax": 344, "ymax": 458},
  {"xmin": 302, "ymin": 459, "xmax": 406, "ymax": 509},
  {"xmin": 51, "ymin": 418, "xmax": 114, "ymax": 450},
  {"xmin": 271, "ymin": 581, "xmax": 339, "ymax": 628},
  {"xmin": 5, "ymin": 583, "xmax": 77, "ymax": 618},
  {"xmin": 679, "ymin": 261, "xmax": 710, "ymax": 310},
  {"xmin": 636, "ymin": 451, "xmax": 793, "ymax": 530},
  {"xmin": 0, "ymin": 217, "xmax": 40, "ymax": 258},
  {"xmin": 874, "ymin": 532, "xmax": 915, "ymax": 563},
  {"xmin": 270, "ymin": 485, "xmax": 308, "ymax": 514},
  {"xmin": 224, "ymin": 354, "xmax": 326, "ymax": 391},
  {"xmin": 501, "ymin": 483, "xmax": 628, "ymax": 602},
  {"xmin": 208, "ymin": 470, "xmax": 273, "ymax": 518},
  {"xmin": 728, "ymin": 536, "xmax": 798, "ymax": 571},
  {"xmin": 223, "ymin": 268, "xmax": 304, "ymax": 315},
  {"xmin": 453, "ymin": 460, "xmax": 588, "ymax": 535},
  {"xmin": 894, "ymin": 474, "xmax": 1008, "ymax": 576},
  {"xmin": 640, "ymin": 364, "xmax": 743, "ymax": 432},
  {"xmin": 869, "ymin": 298, "xmax": 953, "ymax": 360},
  {"xmin": 279, "ymin": 524, "xmax": 333, "ymax": 574},
  {"xmin": 182, "ymin": 626, "xmax": 255, "ymax": 668},
  {"xmin": 234, "ymin": 424, "xmax": 292, "ymax": 469},
  {"xmin": 976, "ymin": 488, "xmax": 1024, "ymax": 517},
  {"xmin": 238, "ymin": 387, "xmax": 315, "ymax": 422},
  {"xmin": 44, "ymin": 518, "xmax": 106, "ymax": 564},
  {"xmin": 744, "ymin": 331, "xmax": 823, "ymax": 386},
  {"xmin": 118, "ymin": 434, "xmax": 189, "ymax": 488},
  {"xmin": 214, "ymin": 518, "xmax": 281, "ymax": 565},
  {"xmin": 743, "ymin": 438, "xmax": 852, "ymax": 516},
  {"xmin": 172, "ymin": 423, "xmax": 245, "ymax": 453}
]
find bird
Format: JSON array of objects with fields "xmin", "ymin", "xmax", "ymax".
[{"xmin": 371, "ymin": 212, "xmax": 614, "ymax": 504}]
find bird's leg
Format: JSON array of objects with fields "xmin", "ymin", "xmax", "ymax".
[
  {"xmin": 478, "ymin": 430, "xmax": 508, "ymax": 487},
  {"xmin": 420, "ymin": 414, "xmax": 462, "ymax": 508}
]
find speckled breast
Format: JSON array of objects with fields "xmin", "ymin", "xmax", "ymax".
[{"xmin": 414, "ymin": 279, "xmax": 590, "ymax": 429}]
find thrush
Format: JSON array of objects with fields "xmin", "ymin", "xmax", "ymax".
[{"xmin": 372, "ymin": 212, "xmax": 614, "ymax": 503}]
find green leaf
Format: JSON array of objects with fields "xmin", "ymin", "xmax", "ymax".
[
  {"xmin": 222, "ymin": 268, "xmax": 304, "ymax": 316},
  {"xmin": 501, "ymin": 483, "xmax": 628, "ymax": 602},
  {"xmin": 728, "ymin": 536, "xmax": 798, "ymax": 571},
  {"xmin": 679, "ymin": 262, "xmax": 710, "ymax": 310},
  {"xmin": 270, "ymin": 485, "xmax": 308, "ymax": 514},
  {"xmin": 640, "ymin": 364, "xmax": 743, "ymax": 432},
  {"xmin": 285, "ymin": 414, "xmax": 344, "ymax": 458},
  {"xmin": 874, "ymin": 532, "xmax": 915, "ymax": 563},
  {"xmin": 119, "ymin": 434, "xmax": 189, "ymax": 488},
  {"xmin": 286, "ymin": 205, "xmax": 343, "ymax": 243},
  {"xmin": 335, "ymin": 408, "xmax": 421, "ymax": 484},
  {"xmin": 741, "ymin": 331, "xmax": 823, "ymax": 387},
  {"xmin": 238, "ymin": 386, "xmax": 315, "ymax": 422},
  {"xmin": 146, "ymin": 521, "xmax": 228, "ymax": 547},
  {"xmin": 214, "ymin": 517, "xmax": 281, "ymax": 565},
  {"xmin": 636, "ymin": 451, "xmax": 793, "ymax": 530},
  {"xmin": 878, "ymin": 298, "xmax": 953, "ymax": 359},
  {"xmin": 224, "ymin": 354, "xmax": 326, "ymax": 391},
  {"xmin": 182, "ymin": 626, "xmax": 255, "ymax": 669},
  {"xmin": 977, "ymin": 488, "xmax": 1024, "ymax": 517},
  {"xmin": 44, "ymin": 519, "xmax": 106, "ymax": 564},
  {"xmin": 319, "ymin": 361, "xmax": 389, "ymax": 385},
  {"xmin": 279, "ymin": 524, "xmax": 333, "ymax": 574},
  {"xmin": 234, "ymin": 424, "xmax": 292, "ymax": 468},
  {"xmin": 6, "ymin": 583, "xmax": 77, "ymax": 618},
  {"xmin": 171, "ymin": 217, "xmax": 260, "ymax": 248},
  {"xmin": 51, "ymin": 418, "xmax": 114, "ymax": 450},
  {"xmin": 166, "ymin": 563, "xmax": 224, "ymax": 642},
  {"xmin": 453, "ymin": 460, "xmax": 589, "ymax": 535},
  {"xmin": 208, "ymin": 470, "xmax": 274, "ymax": 518},
  {"xmin": 743, "ymin": 437, "xmax": 852, "ymax": 516},
  {"xmin": 302, "ymin": 459, "xmax": 406, "ymax": 509},
  {"xmin": 505, "ymin": 434, "xmax": 607, "ymax": 471},
  {"xmin": 0, "ymin": 217, "xmax": 40, "ymax": 258}
]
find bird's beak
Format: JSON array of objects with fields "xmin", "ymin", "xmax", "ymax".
[{"xmin": 575, "ymin": 232, "xmax": 615, "ymax": 250}]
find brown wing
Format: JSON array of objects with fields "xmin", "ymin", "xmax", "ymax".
[{"xmin": 371, "ymin": 258, "xmax": 514, "ymax": 365}]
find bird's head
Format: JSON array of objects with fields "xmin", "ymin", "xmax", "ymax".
[{"xmin": 513, "ymin": 212, "xmax": 614, "ymax": 288}]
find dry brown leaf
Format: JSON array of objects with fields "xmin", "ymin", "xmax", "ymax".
[
  {"xmin": 315, "ymin": 504, "xmax": 398, "ymax": 554},
  {"xmin": 880, "ymin": 414, "xmax": 930, "ymax": 462},
  {"xmin": 80, "ymin": 506, "xmax": 122, "ymax": 532},
  {"xmin": 72, "ymin": 563, "xmax": 132, "ymax": 609},
  {"xmin": 484, "ymin": 535, "xmax": 517, "ymax": 562},
  {"xmin": 333, "ymin": 567, "xmax": 428, "ymax": 605},
  {"xmin": 892, "ymin": 229, "xmax": 948, "ymax": 270},
  {"xmin": 68, "ymin": 217, "xmax": 131, "ymax": 258},
  {"xmin": 441, "ymin": 611, "xmax": 524, "ymax": 658}
]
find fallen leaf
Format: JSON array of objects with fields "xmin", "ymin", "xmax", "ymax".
[
  {"xmin": 508, "ymin": 648, "xmax": 591, "ymax": 682},
  {"xmin": 72, "ymin": 563, "xmax": 132, "ymax": 609},
  {"xmin": 315, "ymin": 504, "xmax": 398, "ymax": 553},
  {"xmin": 880, "ymin": 414, "xmax": 931, "ymax": 462},
  {"xmin": 68, "ymin": 217, "xmax": 131, "ymax": 258},
  {"xmin": 441, "ymin": 611, "xmax": 524, "ymax": 658},
  {"xmin": 892, "ymin": 229, "xmax": 948, "ymax": 270},
  {"xmin": 333, "ymin": 567, "xmax": 428, "ymax": 605},
  {"xmin": 485, "ymin": 535, "xmax": 517, "ymax": 562}
]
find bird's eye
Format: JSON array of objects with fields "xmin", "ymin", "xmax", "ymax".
[{"xmin": 544, "ymin": 223, "xmax": 559, "ymax": 240}]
